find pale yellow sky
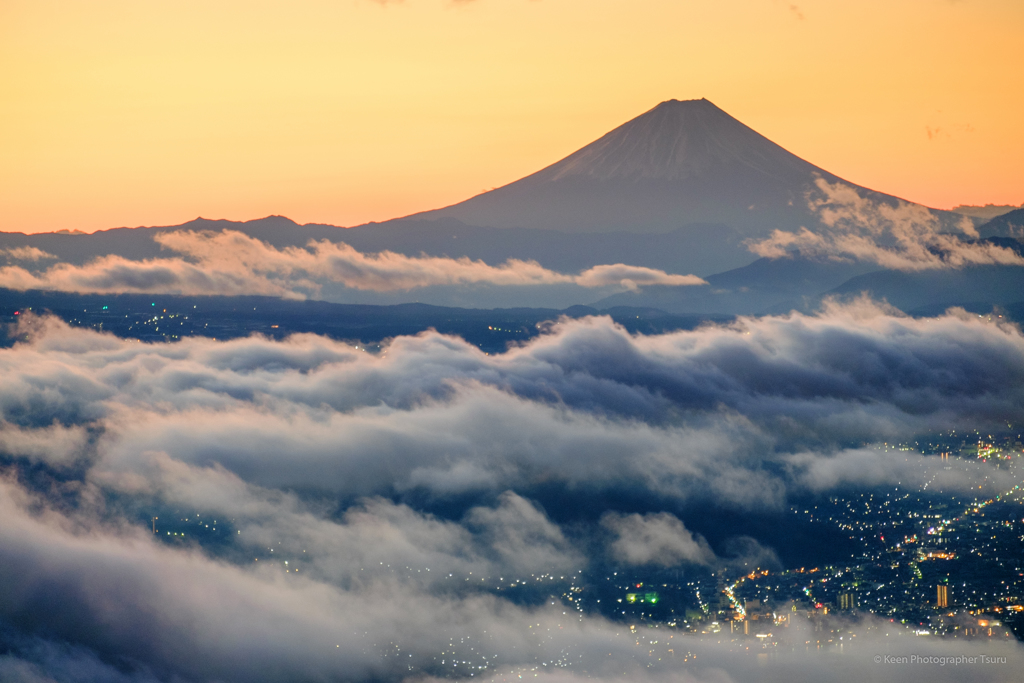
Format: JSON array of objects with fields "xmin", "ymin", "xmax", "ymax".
[{"xmin": 2, "ymin": 0, "xmax": 1022, "ymax": 234}]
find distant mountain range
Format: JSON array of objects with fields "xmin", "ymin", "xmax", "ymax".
[
  {"xmin": 978, "ymin": 208, "xmax": 1024, "ymax": 239},
  {"xmin": 951, "ymin": 203, "xmax": 1024, "ymax": 221}
]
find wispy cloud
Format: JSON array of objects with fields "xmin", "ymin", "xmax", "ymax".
[
  {"xmin": 0, "ymin": 230, "xmax": 704, "ymax": 297},
  {"xmin": 0, "ymin": 246, "xmax": 55, "ymax": 262},
  {"xmin": 8, "ymin": 300, "xmax": 1023, "ymax": 508},
  {"xmin": 747, "ymin": 178, "xmax": 1024, "ymax": 270}
]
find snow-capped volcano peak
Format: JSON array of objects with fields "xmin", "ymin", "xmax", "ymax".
[{"xmin": 539, "ymin": 99, "xmax": 821, "ymax": 184}]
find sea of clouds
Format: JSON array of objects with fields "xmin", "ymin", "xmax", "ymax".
[{"xmin": 1, "ymin": 299, "xmax": 1023, "ymax": 682}]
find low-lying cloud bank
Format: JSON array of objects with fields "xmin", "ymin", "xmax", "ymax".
[
  {"xmin": 748, "ymin": 178, "xmax": 1024, "ymax": 270},
  {"xmin": 1, "ymin": 301, "xmax": 1023, "ymax": 681},
  {"xmin": 0, "ymin": 229, "xmax": 705, "ymax": 298},
  {"xmin": 4, "ymin": 299, "xmax": 1022, "ymax": 505}
]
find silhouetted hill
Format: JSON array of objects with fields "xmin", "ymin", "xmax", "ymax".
[
  {"xmin": 590, "ymin": 254, "xmax": 880, "ymax": 315},
  {"xmin": 978, "ymin": 208, "xmax": 1024, "ymax": 239},
  {"xmin": 591, "ymin": 237, "xmax": 1024, "ymax": 317},
  {"xmin": 824, "ymin": 264, "xmax": 1024, "ymax": 312}
]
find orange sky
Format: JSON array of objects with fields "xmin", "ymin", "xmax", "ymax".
[{"xmin": 2, "ymin": 0, "xmax": 1022, "ymax": 235}]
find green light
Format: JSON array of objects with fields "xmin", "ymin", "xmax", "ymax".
[
  {"xmin": 102, "ymin": 306, "xmax": 108, "ymax": 310},
  {"xmin": 645, "ymin": 592, "xmax": 660, "ymax": 604}
]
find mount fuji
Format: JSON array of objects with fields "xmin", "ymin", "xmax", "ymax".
[{"xmin": 405, "ymin": 98, "xmax": 958, "ymax": 239}]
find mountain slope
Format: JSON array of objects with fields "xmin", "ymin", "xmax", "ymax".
[
  {"xmin": 590, "ymin": 254, "xmax": 881, "ymax": 315},
  {"xmin": 978, "ymin": 208, "xmax": 1024, "ymax": 239},
  {"xmin": 820, "ymin": 238, "xmax": 1024, "ymax": 312},
  {"xmin": 590, "ymin": 236, "xmax": 1024, "ymax": 316}
]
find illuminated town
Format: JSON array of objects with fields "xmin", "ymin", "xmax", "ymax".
[
  {"xmin": 580, "ymin": 432, "xmax": 1024, "ymax": 636},
  {"xmin": 137, "ymin": 429, "xmax": 1023, "ymax": 678}
]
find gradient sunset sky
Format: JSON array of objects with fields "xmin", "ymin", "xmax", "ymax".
[{"xmin": 2, "ymin": 0, "xmax": 1022, "ymax": 235}]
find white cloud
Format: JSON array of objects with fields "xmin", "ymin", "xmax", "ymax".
[
  {"xmin": 0, "ymin": 246, "xmax": 55, "ymax": 262},
  {"xmin": 747, "ymin": 178, "xmax": 1024, "ymax": 270},
  {"xmin": 602, "ymin": 512, "xmax": 716, "ymax": 566},
  {"xmin": 0, "ymin": 229, "xmax": 704, "ymax": 297}
]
